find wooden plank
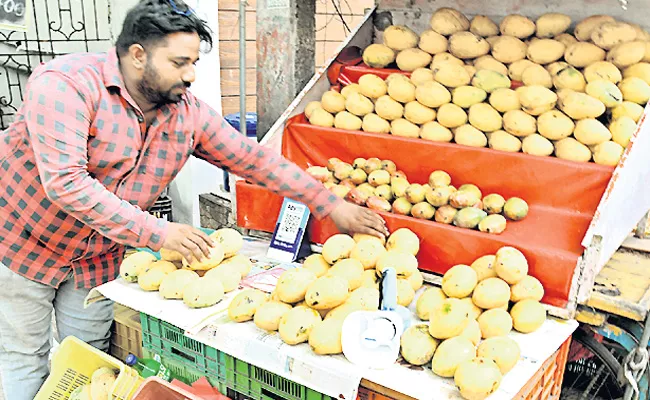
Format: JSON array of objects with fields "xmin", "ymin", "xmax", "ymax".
[
  {"xmin": 222, "ymin": 95, "xmax": 256, "ymax": 115},
  {"xmin": 219, "ymin": 41, "xmax": 257, "ymax": 69},
  {"xmin": 360, "ymin": 379, "xmax": 417, "ymax": 400},
  {"xmin": 218, "ymin": 10, "xmax": 256, "ymax": 41},
  {"xmin": 218, "ymin": 0, "xmax": 256, "ymax": 11},
  {"xmin": 622, "ymin": 235, "xmax": 650, "ymax": 252},
  {"xmin": 597, "ymin": 267, "xmax": 650, "ymax": 286},
  {"xmin": 220, "ymin": 68, "xmax": 256, "ymax": 97},
  {"xmin": 576, "ymin": 307, "xmax": 607, "ymax": 326},
  {"xmin": 586, "ymin": 291, "xmax": 646, "ymax": 321},
  {"xmin": 635, "ymin": 210, "xmax": 650, "ymax": 238}
]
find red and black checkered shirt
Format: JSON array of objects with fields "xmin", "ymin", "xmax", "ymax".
[{"xmin": 0, "ymin": 48, "xmax": 341, "ymax": 289}]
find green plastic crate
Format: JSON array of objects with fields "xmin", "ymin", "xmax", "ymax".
[
  {"xmin": 140, "ymin": 313, "xmax": 336, "ymax": 400},
  {"xmin": 140, "ymin": 313, "xmax": 231, "ymax": 393},
  {"xmin": 230, "ymin": 357, "xmax": 336, "ymax": 400},
  {"xmin": 141, "ymin": 347, "xmax": 228, "ymax": 394}
]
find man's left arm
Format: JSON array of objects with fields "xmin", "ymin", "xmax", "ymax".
[{"xmin": 191, "ymin": 101, "xmax": 341, "ymax": 220}]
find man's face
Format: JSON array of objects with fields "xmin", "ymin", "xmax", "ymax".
[{"xmin": 138, "ymin": 32, "xmax": 201, "ymax": 105}]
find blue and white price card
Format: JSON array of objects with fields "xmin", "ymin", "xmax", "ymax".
[{"xmin": 266, "ymin": 198, "xmax": 311, "ymax": 262}]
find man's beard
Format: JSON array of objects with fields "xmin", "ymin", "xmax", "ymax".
[{"xmin": 137, "ymin": 63, "xmax": 190, "ymax": 105}]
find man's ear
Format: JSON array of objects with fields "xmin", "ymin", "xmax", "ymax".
[{"xmin": 128, "ymin": 44, "xmax": 148, "ymax": 70}]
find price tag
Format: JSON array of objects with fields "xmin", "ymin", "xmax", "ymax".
[{"xmin": 266, "ymin": 198, "xmax": 310, "ymax": 262}]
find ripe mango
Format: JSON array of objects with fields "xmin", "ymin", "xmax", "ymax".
[
  {"xmin": 435, "ymin": 205, "xmax": 458, "ymax": 224},
  {"xmin": 392, "ymin": 197, "xmax": 413, "ymax": 215},
  {"xmin": 449, "ymin": 190, "xmax": 481, "ymax": 209},
  {"xmin": 453, "ymin": 207, "xmax": 488, "ymax": 229},
  {"xmin": 478, "ymin": 214, "xmax": 507, "ymax": 234},
  {"xmin": 426, "ymin": 185, "xmax": 455, "ymax": 207},
  {"xmin": 503, "ymin": 197, "xmax": 529, "ymax": 221},
  {"xmin": 482, "ymin": 194, "xmax": 505, "ymax": 214},
  {"xmin": 411, "ymin": 202, "xmax": 436, "ymax": 220},
  {"xmin": 366, "ymin": 196, "xmax": 392, "ymax": 213}
]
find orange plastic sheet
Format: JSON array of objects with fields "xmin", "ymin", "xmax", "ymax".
[{"xmin": 237, "ymin": 115, "xmax": 614, "ymax": 307}]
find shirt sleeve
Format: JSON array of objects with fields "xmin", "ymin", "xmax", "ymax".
[
  {"xmin": 190, "ymin": 100, "xmax": 342, "ymax": 219},
  {"xmin": 23, "ymin": 71, "xmax": 168, "ymax": 250}
]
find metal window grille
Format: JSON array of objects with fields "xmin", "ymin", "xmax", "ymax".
[{"xmin": 0, "ymin": 0, "xmax": 113, "ymax": 129}]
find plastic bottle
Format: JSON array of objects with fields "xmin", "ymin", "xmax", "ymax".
[{"xmin": 125, "ymin": 353, "xmax": 178, "ymax": 382}]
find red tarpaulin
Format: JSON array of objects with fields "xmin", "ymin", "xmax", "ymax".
[{"xmin": 236, "ymin": 114, "xmax": 613, "ymax": 308}]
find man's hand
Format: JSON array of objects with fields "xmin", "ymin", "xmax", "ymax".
[
  {"xmin": 329, "ymin": 202, "xmax": 389, "ymax": 240},
  {"xmin": 161, "ymin": 223, "xmax": 215, "ymax": 263}
]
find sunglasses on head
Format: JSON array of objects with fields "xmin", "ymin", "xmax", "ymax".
[{"xmin": 168, "ymin": 0, "xmax": 195, "ymax": 16}]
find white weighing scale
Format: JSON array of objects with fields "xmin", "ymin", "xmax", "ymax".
[{"xmin": 341, "ymin": 267, "xmax": 412, "ymax": 369}]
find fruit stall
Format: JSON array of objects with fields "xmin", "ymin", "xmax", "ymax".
[
  {"xmin": 234, "ymin": 0, "xmax": 650, "ymax": 319},
  {"xmin": 43, "ymin": 1, "xmax": 650, "ymax": 400},
  {"xmin": 225, "ymin": 0, "xmax": 650, "ymax": 398}
]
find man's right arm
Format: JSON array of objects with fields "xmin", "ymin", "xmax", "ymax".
[{"xmin": 23, "ymin": 71, "xmax": 169, "ymax": 251}]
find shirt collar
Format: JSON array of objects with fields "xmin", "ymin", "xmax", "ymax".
[
  {"xmin": 101, "ymin": 46, "xmax": 187, "ymax": 114},
  {"xmin": 103, "ymin": 47, "xmax": 126, "ymax": 90}
]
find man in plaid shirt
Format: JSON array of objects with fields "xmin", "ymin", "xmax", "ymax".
[{"xmin": 0, "ymin": 0, "xmax": 387, "ymax": 397}]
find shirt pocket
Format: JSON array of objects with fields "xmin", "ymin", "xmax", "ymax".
[
  {"xmin": 142, "ymin": 130, "xmax": 193, "ymax": 192},
  {"xmin": 86, "ymin": 118, "xmax": 142, "ymax": 181}
]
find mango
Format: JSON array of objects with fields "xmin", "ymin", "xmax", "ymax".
[
  {"xmin": 454, "ymin": 358, "xmax": 503, "ymax": 400},
  {"xmin": 585, "ymin": 80, "xmax": 623, "ymax": 108},
  {"xmin": 435, "ymin": 205, "xmax": 458, "ymax": 224},
  {"xmin": 431, "ymin": 336, "xmax": 476, "ymax": 377},
  {"xmin": 593, "ymin": 141, "xmax": 624, "ymax": 166},
  {"xmin": 494, "ymin": 246, "xmax": 528, "ymax": 285},
  {"xmin": 478, "ymin": 308, "xmax": 513, "ymax": 338},
  {"xmin": 321, "ymin": 234, "xmax": 355, "ymax": 264},
  {"xmin": 610, "ymin": 116, "xmax": 637, "ymax": 148},
  {"xmin": 482, "ymin": 194, "xmax": 505, "ymax": 214},
  {"xmin": 510, "ymin": 299, "xmax": 546, "ymax": 333},
  {"xmin": 478, "ymin": 214, "xmax": 507, "ymax": 234},
  {"xmin": 449, "ymin": 190, "xmax": 481, "ymax": 209},
  {"xmin": 362, "ymin": 113, "xmax": 391, "ymax": 134},
  {"xmin": 477, "ymin": 336, "xmax": 521, "ymax": 375},
  {"xmin": 453, "ymin": 207, "xmax": 488, "ymax": 229},
  {"xmin": 346, "ymin": 188, "xmax": 369, "ymax": 206},
  {"xmin": 383, "ymin": 25, "xmax": 419, "ymax": 51},
  {"xmin": 362, "ymin": 44, "xmax": 396, "ymax": 68},
  {"xmin": 386, "ymin": 228, "xmax": 420, "ymax": 256},
  {"xmin": 374, "ymin": 184, "xmax": 393, "ymax": 201},
  {"xmin": 503, "ymin": 197, "xmax": 529, "ymax": 221},
  {"xmin": 392, "ymin": 197, "xmax": 413, "ymax": 215},
  {"xmin": 428, "ymin": 170, "xmax": 452, "ymax": 187},
  {"xmin": 426, "ymin": 185, "xmax": 455, "ymax": 207},
  {"xmin": 367, "ymin": 169, "xmax": 391, "ymax": 187},
  {"xmin": 366, "ymin": 196, "xmax": 392, "ymax": 213},
  {"xmin": 411, "ymin": 202, "xmax": 436, "ymax": 220},
  {"xmin": 400, "ymin": 324, "xmax": 439, "ymax": 366},
  {"xmin": 472, "ymin": 69, "xmax": 511, "ymax": 93},
  {"xmin": 458, "ymin": 184, "xmax": 482, "ymax": 199},
  {"xmin": 391, "ymin": 177, "xmax": 409, "ymax": 198},
  {"xmin": 405, "ymin": 183, "xmax": 427, "ymax": 204}
]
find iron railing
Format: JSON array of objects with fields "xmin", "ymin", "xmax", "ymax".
[{"xmin": 0, "ymin": 0, "xmax": 113, "ymax": 129}]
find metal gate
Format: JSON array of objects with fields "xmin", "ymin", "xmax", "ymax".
[{"xmin": 0, "ymin": 0, "xmax": 113, "ymax": 129}]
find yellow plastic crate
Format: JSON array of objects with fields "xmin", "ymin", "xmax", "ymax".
[{"xmin": 35, "ymin": 335, "xmax": 143, "ymax": 400}]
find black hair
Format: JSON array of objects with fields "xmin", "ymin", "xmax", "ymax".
[{"xmin": 116, "ymin": 0, "xmax": 213, "ymax": 56}]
